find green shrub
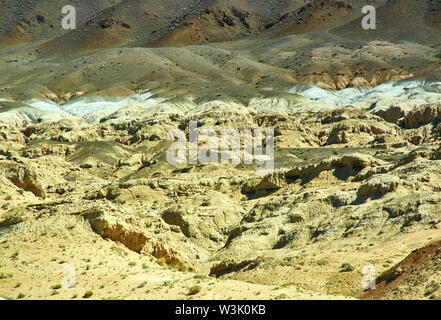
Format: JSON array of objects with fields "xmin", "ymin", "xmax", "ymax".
[
  {"xmin": 188, "ymin": 285, "xmax": 202, "ymax": 295},
  {"xmin": 339, "ymin": 263, "xmax": 354, "ymax": 273},
  {"xmin": 11, "ymin": 251, "xmax": 19, "ymax": 261},
  {"xmin": 274, "ymin": 293, "xmax": 288, "ymax": 300},
  {"xmin": 171, "ymin": 262, "xmax": 187, "ymax": 272},
  {"xmin": 424, "ymin": 281, "xmax": 440, "ymax": 297},
  {"xmin": 316, "ymin": 259, "xmax": 328, "ymax": 266}
]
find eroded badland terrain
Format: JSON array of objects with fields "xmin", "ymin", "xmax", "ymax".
[{"xmin": 1, "ymin": 0, "xmax": 441, "ymax": 300}]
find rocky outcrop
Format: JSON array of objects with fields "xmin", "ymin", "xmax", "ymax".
[
  {"xmin": 5, "ymin": 165, "xmax": 46, "ymax": 198},
  {"xmin": 357, "ymin": 175, "xmax": 401, "ymax": 199},
  {"xmin": 87, "ymin": 212, "xmax": 148, "ymax": 253},
  {"xmin": 400, "ymin": 104, "xmax": 441, "ymax": 129},
  {"xmin": 210, "ymin": 259, "xmax": 259, "ymax": 277}
]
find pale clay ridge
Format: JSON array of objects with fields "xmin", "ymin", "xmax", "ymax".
[{"xmin": 1, "ymin": 81, "xmax": 441, "ymax": 126}]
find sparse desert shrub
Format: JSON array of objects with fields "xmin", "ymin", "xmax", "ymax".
[
  {"xmin": 83, "ymin": 291, "xmax": 93, "ymax": 299},
  {"xmin": 424, "ymin": 281, "xmax": 440, "ymax": 297},
  {"xmin": 17, "ymin": 293, "xmax": 25, "ymax": 299},
  {"xmin": 11, "ymin": 251, "xmax": 19, "ymax": 261},
  {"xmin": 339, "ymin": 263, "xmax": 354, "ymax": 272},
  {"xmin": 128, "ymin": 261, "xmax": 136, "ymax": 267},
  {"xmin": 188, "ymin": 285, "xmax": 202, "ymax": 295},
  {"xmin": 274, "ymin": 293, "xmax": 288, "ymax": 300},
  {"xmin": 316, "ymin": 259, "xmax": 328, "ymax": 266},
  {"xmin": 171, "ymin": 262, "xmax": 187, "ymax": 272},
  {"xmin": 51, "ymin": 284, "xmax": 62, "ymax": 290},
  {"xmin": 280, "ymin": 282, "xmax": 295, "ymax": 288},
  {"xmin": 115, "ymin": 198, "xmax": 126, "ymax": 205}
]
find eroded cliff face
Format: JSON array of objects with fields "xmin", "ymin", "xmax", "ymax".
[{"xmin": 1, "ymin": 80, "xmax": 441, "ymax": 299}]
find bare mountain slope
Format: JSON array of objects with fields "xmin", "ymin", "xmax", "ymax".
[
  {"xmin": 363, "ymin": 240, "xmax": 441, "ymax": 300},
  {"xmin": 0, "ymin": 0, "xmax": 124, "ymax": 46},
  {"xmin": 332, "ymin": 0, "xmax": 441, "ymax": 45},
  {"xmin": 3, "ymin": 0, "xmax": 440, "ymax": 56}
]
